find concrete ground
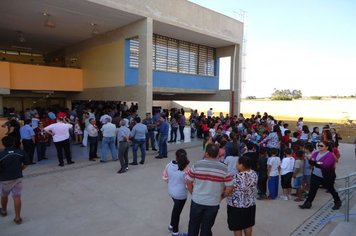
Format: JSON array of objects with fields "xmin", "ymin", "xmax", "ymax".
[{"xmin": 1, "ymin": 132, "xmax": 355, "ymax": 236}]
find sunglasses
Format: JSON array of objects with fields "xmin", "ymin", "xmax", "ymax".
[{"xmin": 317, "ymin": 144, "xmax": 325, "ymax": 148}]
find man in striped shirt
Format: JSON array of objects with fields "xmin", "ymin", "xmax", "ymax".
[{"xmin": 186, "ymin": 143, "xmax": 233, "ymax": 236}]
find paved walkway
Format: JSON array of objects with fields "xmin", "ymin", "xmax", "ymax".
[{"xmin": 1, "ymin": 136, "xmax": 355, "ymax": 236}]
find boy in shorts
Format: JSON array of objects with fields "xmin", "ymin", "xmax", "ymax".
[
  {"xmin": 0, "ymin": 136, "xmax": 29, "ymax": 224},
  {"xmin": 293, "ymin": 150, "xmax": 304, "ymax": 202}
]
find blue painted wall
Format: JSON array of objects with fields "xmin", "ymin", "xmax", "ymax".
[{"xmin": 124, "ymin": 39, "xmax": 220, "ymax": 90}]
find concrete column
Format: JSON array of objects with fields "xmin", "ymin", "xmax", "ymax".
[
  {"xmin": 230, "ymin": 44, "xmax": 241, "ymax": 116},
  {"xmin": 137, "ymin": 18, "xmax": 153, "ymax": 118},
  {"xmin": 0, "ymin": 95, "xmax": 3, "ymax": 117},
  {"xmin": 65, "ymin": 98, "xmax": 72, "ymax": 110}
]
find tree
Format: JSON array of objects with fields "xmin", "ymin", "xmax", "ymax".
[
  {"xmin": 292, "ymin": 90, "xmax": 302, "ymax": 99},
  {"xmin": 270, "ymin": 89, "xmax": 302, "ymax": 100}
]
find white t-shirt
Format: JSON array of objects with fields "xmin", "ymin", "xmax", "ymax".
[
  {"xmin": 267, "ymin": 156, "xmax": 281, "ymax": 177},
  {"xmin": 224, "ymin": 155, "xmax": 239, "ymax": 175},
  {"xmin": 44, "ymin": 122, "xmax": 72, "ymax": 142},
  {"xmin": 280, "ymin": 156, "xmax": 295, "ymax": 175}
]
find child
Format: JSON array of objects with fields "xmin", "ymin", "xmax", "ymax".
[
  {"xmin": 280, "ymin": 148, "xmax": 295, "ymax": 200},
  {"xmin": 162, "ymin": 149, "xmax": 190, "ymax": 236},
  {"xmin": 267, "ymin": 148, "xmax": 281, "ymax": 200},
  {"xmin": 257, "ymin": 147, "xmax": 268, "ymax": 200},
  {"xmin": 224, "ymin": 144, "xmax": 239, "ymax": 175},
  {"xmin": 293, "ymin": 150, "xmax": 304, "ymax": 202},
  {"xmin": 280, "ymin": 130, "xmax": 292, "ymax": 159},
  {"xmin": 74, "ymin": 118, "xmax": 83, "ymax": 144},
  {"xmin": 302, "ymin": 143, "xmax": 314, "ymax": 196}
]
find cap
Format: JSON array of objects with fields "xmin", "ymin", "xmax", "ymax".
[{"xmin": 56, "ymin": 112, "xmax": 67, "ymax": 119}]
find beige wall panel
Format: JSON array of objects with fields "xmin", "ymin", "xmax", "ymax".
[
  {"xmin": 0, "ymin": 62, "xmax": 10, "ymax": 89},
  {"xmin": 79, "ymin": 40, "xmax": 124, "ymax": 88}
]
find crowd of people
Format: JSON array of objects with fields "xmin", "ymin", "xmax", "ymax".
[
  {"xmin": 162, "ymin": 111, "xmax": 345, "ymax": 236},
  {"xmin": 0, "ymin": 105, "xmax": 347, "ymax": 234}
]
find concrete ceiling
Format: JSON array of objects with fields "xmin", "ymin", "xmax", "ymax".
[
  {"xmin": 0, "ymin": 0, "xmax": 143, "ymax": 53},
  {"xmin": 0, "ymin": 0, "xmax": 233, "ymax": 55}
]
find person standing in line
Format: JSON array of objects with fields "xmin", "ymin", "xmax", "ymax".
[
  {"xmin": 34, "ymin": 122, "xmax": 49, "ymax": 161},
  {"xmin": 81, "ymin": 112, "xmax": 90, "ymax": 147},
  {"xmin": 168, "ymin": 113, "xmax": 179, "ymax": 143},
  {"xmin": 162, "ymin": 149, "xmax": 190, "ymax": 236},
  {"xmin": 266, "ymin": 148, "xmax": 281, "ymax": 200},
  {"xmin": 44, "ymin": 112, "xmax": 75, "ymax": 167},
  {"xmin": 130, "ymin": 117, "xmax": 148, "ymax": 165},
  {"xmin": 143, "ymin": 113, "xmax": 157, "ymax": 151},
  {"xmin": 156, "ymin": 114, "xmax": 169, "ymax": 159},
  {"xmin": 279, "ymin": 148, "xmax": 295, "ymax": 200},
  {"xmin": 207, "ymin": 108, "xmax": 213, "ymax": 118},
  {"xmin": 19, "ymin": 119, "xmax": 36, "ymax": 164},
  {"xmin": 0, "ymin": 136, "xmax": 29, "ymax": 225},
  {"xmin": 257, "ymin": 147, "xmax": 268, "ymax": 200},
  {"xmin": 31, "ymin": 113, "xmax": 40, "ymax": 130},
  {"xmin": 117, "ymin": 120, "xmax": 131, "ymax": 173},
  {"xmin": 87, "ymin": 118, "xmax": 99, "ymax": 161},
  {"xmin": 5, "ymin": 114, "xmax": 21, "ymax": 148},
  {"xmin": 299, "ymin": 141, "xmax": 341, "ymax": 210},
  {"xmin": 73, "ymin": 118, "xmax": 83, "ymax": 145},
  {"xmin": 186, "ymin": 143, "xmax": 233, "ymax": 236},
  {"xmin": 226, "ymin": 155, "xmax": 258, "ymax": 236},
  {"xmin": 100, "ymin": 117, "xmax": 118, "ymax": 163},
  {"xmin": 178, "ymin": 111, "xmax": 186, "ymax": 142}
]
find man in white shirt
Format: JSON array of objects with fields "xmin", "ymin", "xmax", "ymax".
[
  {"xmin": 44, "ymin": 112, "xmax": 75, "ymax": 167},
  {"xmin": 87, "ymin": 118, "xmax": 99, "ymax": 161},
  {"xmin": 207, "ymin": 108, "xmax": 213, "ymax": 118},
  {"xmin": 100, "ymin": 118, "xmax": 118, "ymax": 162}
]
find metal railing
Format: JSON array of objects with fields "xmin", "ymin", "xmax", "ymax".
[{"xmin": 336, "ymin": 171, "xmax": 356, "ymax": 222}]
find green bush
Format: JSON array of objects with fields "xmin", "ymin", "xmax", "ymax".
[
  {"xmin": 310, "ymin": 96, "xmax": 322, "ymax": 100},
  {"xmin": 271, "ymin": 96, "xmax": 293, "ymax": 101}
]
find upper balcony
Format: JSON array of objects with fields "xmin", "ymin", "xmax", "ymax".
[{"xmin": 0, "ymin": 61, "xmax": 83, "ymax": 93}]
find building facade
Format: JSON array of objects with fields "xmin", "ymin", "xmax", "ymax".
[{"xmin": 0, "ymin": 0, "xmax": 243, "ymax": 118}]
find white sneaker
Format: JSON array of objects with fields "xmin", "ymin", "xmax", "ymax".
[{"xmin": 280, "ymin": 195, "xmax": 288, "ymax": 201}]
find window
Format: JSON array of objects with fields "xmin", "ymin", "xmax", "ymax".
[
  {"xmin": 178, "ymin": 41, "xmax": 190, "ymax": 74},
  {"xmin": 129, "ymin": 37, "xmax": 139, "ymax": 68},
  {"xmin": 128, "ymin": 35, "xmax": 216, "ymax": 76},
  {"xmin": 167, "ymin": 38, "xmax": 178, "ymax": 72},
  {"xmin": 155, "ymin": 35, "xmax": 168, "ymax": 71}
]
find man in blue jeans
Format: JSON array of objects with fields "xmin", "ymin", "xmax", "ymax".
[
  {"xmin": 186, "ymin": 143, "xmax": 233, "ymax": 236},
  {"xmin": 130, "ymin": 117, "xmax": 148, "ymax": 165},
  {"xmin": 155, "ymin": 114, "xmax": 169, "ymax": 159},
  {"xmin": 100, "ymin": 118, "xmax": 118, "ymax": 162}
]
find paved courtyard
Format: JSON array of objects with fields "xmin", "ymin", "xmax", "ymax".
[{"xmin": 1, "ymin": 136, "xmax": 355, "ymax": 236}]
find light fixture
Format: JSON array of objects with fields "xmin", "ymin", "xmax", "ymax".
[
  {"xmin": 43, "ymin": 12, "xmax": 55, "ymax": 28},
  {"xmin": 91, "ymin": 23, "xmax": 99, "ymax": 35},
  {"xmin": 17, "ymin": 31, "xmax": 26, "ymax": 43}
]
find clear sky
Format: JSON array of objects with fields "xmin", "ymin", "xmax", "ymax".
[{"xmin": 190, "ymin": 0, "xmax": 356, "ymax": 97}]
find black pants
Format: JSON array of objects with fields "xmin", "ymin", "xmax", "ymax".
[
  {"xmin": 118, "ymin": 141, "xmax": 129, "ymax": 169},
  {"xmin": 88, "ymin": 136, "xmax": 98, "ymax": 158},
  {"xmin": 145, "ymin": 131, "xmax": 155, "ymax": 150},
  {"xmin": 170, "ymin": 198, "xmax": 187, "ymax": 233},
  {"xmin": 170, "ymin": 127, "xmax": 178, "ymax": 142},
  {"xmin": 36, "ymin": 143, "xmax": 47, "ymax": 161},
  {"xmin": 54, "ymin": 139, "xmax": 72, "ymax": 164},
  {"xmin": 179, "ymin": 126, "xmax": 185, "ymax": 140},
  {"xmin": 306, "ymin": 174, "xmax": 341, "ymax": 204},
  {"xmin": 22, "ymin": 139, "xmax": 35, "ymax": 163},
  {"xmin": 257, "ymin": 174, "xmax": 268, "ymax": 196},
  {"xmin": 188, "ymin": 200, "xmax": 219, "ymax": 236}
]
